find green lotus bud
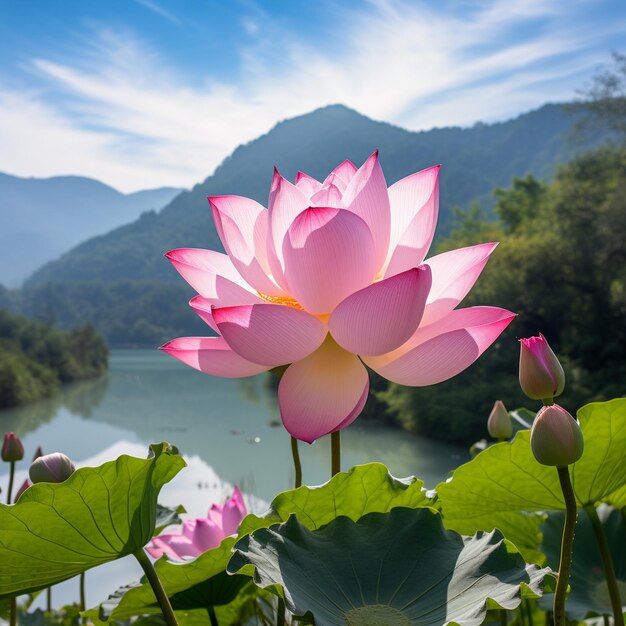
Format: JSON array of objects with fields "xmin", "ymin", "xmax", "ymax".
[
  {"xmin": 487, "ymin": 400, "xmax": 513, "ymax": 439},
  {"xmin": 530, "ymin": 404, "xmax": 584, "ymax": 467},
  {"xmin": 29, "ymin": 453, "xmax": 76, "ymax": 484},
  {"xmin": 2, "ymin": 432, "xmax": 24, "ymax": 462}
]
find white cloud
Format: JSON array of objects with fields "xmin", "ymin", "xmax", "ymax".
[{"xmin": 0, "ymin": 0, "xmax": 622, "ymax": 191}]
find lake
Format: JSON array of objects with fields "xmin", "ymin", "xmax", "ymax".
[{"xmin": 0, "ymin": 349, "xmax": 469, "ymax": 609}]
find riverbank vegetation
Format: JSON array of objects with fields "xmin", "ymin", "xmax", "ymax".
[{"xmin": 0, "ymin": 310, "xmax": 108, "ymax": 408}]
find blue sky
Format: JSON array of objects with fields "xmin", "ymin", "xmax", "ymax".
[{"xmin": 1, "ymin": 0, "xmax": 624, "ymax": 191}]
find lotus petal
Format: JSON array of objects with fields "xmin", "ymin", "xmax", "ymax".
[
  {"xmin": 421, "ymin": 242, "xmax": 498, "ymax": 326},
  {"xmin": 278, "ymin": 336, "xmax": 369, "ymax": 443},
  {"xmin": 341, "ymin": 151, "xmax": 391, "ymax": 271},
  {"xmin": 213, "ymin": 304, "xmax": 327, "ymax": 366},
  {"xmin": 364, "ymin": 307, "xmax": 515, "ymax": 386},
  {"xmin": 160, "ymin": 337, "xmax": 269, "ymax": 377},
  {"xmin": 329, "ymin": 266, "xmax": 432, "ymax": 356},
  {"xmin": 383, "ymin": 165, "xmax": 440, "ymax": 278}
]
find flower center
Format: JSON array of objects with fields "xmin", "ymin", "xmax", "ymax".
[{"xmin": 257, "ymin": 292, "xmax": 304, "ymax": 310}]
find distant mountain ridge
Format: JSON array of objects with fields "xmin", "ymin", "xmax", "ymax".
[
  {"xmin": 1, "ymin": 173, "xmax": 181, "ymax": 286},
  {"xmin": 26, "ymin": 102, "xmax": 599, "ymax": 288}
]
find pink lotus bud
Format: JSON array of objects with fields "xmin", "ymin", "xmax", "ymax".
[
  {"xmin": 487, "ymin": 400, "xmax": 513, "ymax": 439},
  {"xmin": 29, "ymin": 453, "xmax": 76, "ymax": 484},
  {"xmin": 2, "ymin": 432, "xmax": 24, "ymax": 462},
  {"xmin": 530, "ymin": 404, "xmax": 584, "ymax": 467},
  {"xmin": 519, "ymin": 334, "xmax": 565, "ymax": 402},
  {"xmin": 32, "ymin": 446, "xmax": 44, "ymax": 461},
  {"xmin": 14, "ymin": 479, "xmax": 31, "ymax": 503}
]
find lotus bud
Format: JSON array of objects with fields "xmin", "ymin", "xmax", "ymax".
[
  {"xmin": 519, "ymin": 334, "xmax": 565, "ymax": 403},
  {"xmin": 32, "ymin": 446, "xmax": 44, "ymax": 461},
  {"xmin": 2, "ymin": 432, "xmax": 24, "ymax": 462},
  {"xmin": 14, "ymin": 479, "xmax": 31, "ymax": 503},
  {"xmin": 29, "ymin": 453, "xmax": 76, "ymax": 484},
  {"xmin": 530, "ymin": 404, "xmax": 584, "ymax": 467},
  {"xmin": 487, "ymin": 400, "xmax": 513, "ymax": 440}
]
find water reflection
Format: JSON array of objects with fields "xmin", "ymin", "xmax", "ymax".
[
  {"xmin": 1, "ymin": 350, "xmax": 468, "ymax": 501},
  {"xmin": 0, "ymin": 350, "xmax": 470, "ymax": 608},
  {"xmin": 0, "ymin": 376, "xmax": 108, "ymax": 437}
]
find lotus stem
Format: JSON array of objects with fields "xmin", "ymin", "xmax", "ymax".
[
  {"xmin": 79, "ymin": 572, "xmax": 86, "ymax": 612},
  {"xmin": 584, "ymin": 505, "xmax": 624, "ymax": 626},
  {"xmin": 290, "ymin": 436, "xmax": 302, "ymax": 488},
  {"xmin": 133, "ymin": 549, "xmax": 179, "ymax": 626},
  {"xmin": 554, "ymin": 466, "xmax": 578, "ymax": 626},
  {"xmin": 331, "ymin": 431, "xmax": 341, "ymax": 477},
  {"xmin": 207, "ymin": 606, "xmax": 218, "ymax": 626},
  {"xmin": 7, "ymin": 461, "xmax": 15, "ymax": 504},
  {"xmin": 276, "ymin": 597, "xmax": 286, "ymax": 626},
  {"xmin": 525, "ymin": 599, "xmax": 534, "ymax": 626},
  {"xmin": 500, "ymin": 608, "xmax": 508, "ymax": 626},
  {"xmin": 47, "ymin": 587, "xmax": 52, "ymax": 613},
  {"xmin": 6, "ymin": 464, "xmax": 16, "ymax": 626}
]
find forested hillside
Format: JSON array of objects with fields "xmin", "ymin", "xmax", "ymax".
[{"xmin": 0, "ymin": 310, "xmax": 108, "ymax": 408}]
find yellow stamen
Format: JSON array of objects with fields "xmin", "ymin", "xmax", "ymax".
[{"xmin": 257, "ymin": 292, "xmax": 304, "ymax": 310}]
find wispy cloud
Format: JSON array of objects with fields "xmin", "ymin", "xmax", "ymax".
[
  {"xmin": 134, "ymin": 0, "xmax": 180, "ymax": 25},
  {"xmin": 0, "ymin": 0, "xmax": 623, "ymax": 191}
]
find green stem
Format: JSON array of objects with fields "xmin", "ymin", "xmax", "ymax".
[
  {"xmin": 525, "ymin": 599, "xmax": 534, "ymax": 626},
  {"xmin": 499, "ymin": 608, "xmax": 508, "ymax": 626},
  {"xmin": 7, "ymin": 461, "xmax": 15, "ymax": 504},
  {"xmin": 584, "ymin": 505, "xmax": 625, "ymax": 626},
  {"xmin": 554, "ymin": 466, "xmax": 578, "ymax": 626},
  {"xmin": 133, "ymin": 550, "xmax": 179, "ymax": 626},
  {"xmin": 290, "ymin": 436, "xmax": 302, "ymax": 489},
  {"xmin": 79, "ymin": 572, "xmax": 86, "ymax": 612},
  {"xmin": 6, "ymin": 464, "xmax": 16, "ymax": 626},
  {"xmin": 276, "ymin": 597, "xmax": 286, "ymax": 626},
  {"xmin": 207, "ymin": 606, "xmax": 218, "ymax": 626},
  {"xmin": 47, "ymin": 587, "xmax": 52, "ymax": 613},
  {"xmin": 331, "ymin": 431, "xmax": 341, "ymax": 477}
]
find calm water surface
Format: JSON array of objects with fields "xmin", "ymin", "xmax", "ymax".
[{"xmin": 0, "ymin": 350, "xmax": 469, "ymax": 608}]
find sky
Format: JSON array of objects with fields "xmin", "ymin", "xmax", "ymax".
[{"xmin": 0, "ymin": 0, "xmax": 624, "ymax": 192}]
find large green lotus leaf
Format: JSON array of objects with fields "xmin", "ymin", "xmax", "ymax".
[
  {"xmin": 540, "ymin": 505, "xmax": 626, "ymax": 619},
  {"xmin": 228, "ymin": 507, "xmax": 555, "ymax": 626},
  {"xmin": 154, "ymin": 503, "xmax": 186, "ymax": 536},
  {"xmin": 92, "ymin": 537, "xmax": 247, "ymax": 621},
  {"xmin": 604, "ymin": 483, "xmax": 626, "ymax": 510},
  {"xmin": 97, "ymin": 463, "xmax": 429, "ymax": 621},
  {"xmin": 0, "ymin": 443, "xmax": 185, "ymax": 598},
  {"xmin": 239, "ymin": 462, "xmax": 430, "ymax": 536},
  {"xmin": 438, "ymin": 399, "xmax": 626, "ymax": 559}
]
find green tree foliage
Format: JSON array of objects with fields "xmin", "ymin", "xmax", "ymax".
[
  {"xmin": 572, "ymin": 51, "xmax": 626, "ymax": 143},
  {"xmin": 371, "ymin": 147, "xmax": 626, "ymax": 443},
  {"xmin": 0, "ymin": 309, "xmax": 108, "ymax": 408}
]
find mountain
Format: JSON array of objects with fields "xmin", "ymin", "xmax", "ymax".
[
  {"xmin": 26, "ymin": 102, "xmax": 598, "ymax": 288},
  {"xmin": 20, "ymin": 102, "xmax": 607, "ymax": 345},
  {"xmin": 0, "ymin": 173, "xmax": 181, "ymax": 286}
]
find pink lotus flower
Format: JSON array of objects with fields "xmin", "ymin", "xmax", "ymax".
[
  {"xmin": 146, "ymin": 487, "xmax": 247, "ymax": 560},
  {"xmin": 162, "ymin": 152, "xmax": 515, "ymax": 443}
]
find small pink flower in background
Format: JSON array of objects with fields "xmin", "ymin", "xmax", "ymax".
[
  {"xmin": 519, "ymin": 333, "xmax": 565, "ymax": 402},
  {"xmin": 146, "ymin": 487, "xmax": 247, "ymax": 560},
  {"xmin": 162, "ymin": 152, "xmax": 515, "ymax": 443},
  {"xmin": 14, "ymin": 479, "xmax": 31, "ymax": 503}
]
